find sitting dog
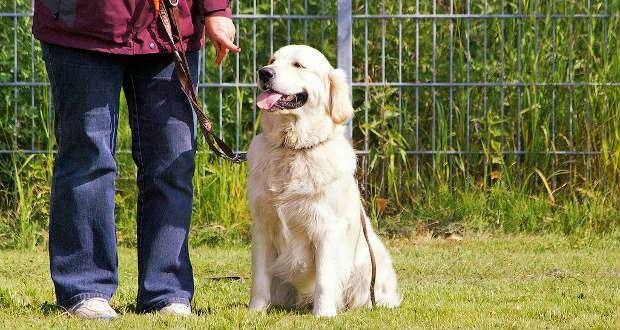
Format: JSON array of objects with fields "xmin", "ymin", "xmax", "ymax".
[{"xmin": 247, "ymin": 45, "xmax": 401, "ymax": 317}]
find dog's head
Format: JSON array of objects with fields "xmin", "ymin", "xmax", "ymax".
[{"xmin": 256, "ymin": 45, "xmax": 354, "ymax": 126}]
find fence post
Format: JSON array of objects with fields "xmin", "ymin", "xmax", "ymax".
[{"xmin": 337, "ymin": 0, "xmax": 353, "ymax": 140}]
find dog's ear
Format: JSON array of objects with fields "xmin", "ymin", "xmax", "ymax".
[{"xmin": 328, "ymin": 69, "xmax": 354, "ymax": 125}]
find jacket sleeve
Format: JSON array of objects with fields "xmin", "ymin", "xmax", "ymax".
[{"xmin": 202, "ymin": 0, "xmax": 231, "ymax": 18}]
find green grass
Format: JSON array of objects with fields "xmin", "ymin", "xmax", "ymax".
[{"xmin": 1, "ymin": 235, "xmax": 619, "ymax": 329}]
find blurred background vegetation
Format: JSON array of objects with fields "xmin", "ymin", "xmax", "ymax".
[{"xmin": 1, "ymin": 0, "xmax": 619, "ymax": 249}]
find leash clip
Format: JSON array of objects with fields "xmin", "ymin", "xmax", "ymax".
[{"xmin": 168, "ymin": 0, "xmax": 179, "ymax": 7}]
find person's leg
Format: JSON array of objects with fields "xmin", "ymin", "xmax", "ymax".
[
  {"xmin": 123, "ymin": 52, "xmax": 198, "ymax": 312},
  {"xmin": 43, "ymin": 43, "xmax": 123, "ymax": 308}
]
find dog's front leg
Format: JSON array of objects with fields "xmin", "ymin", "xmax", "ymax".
[
  {"xmin": 249, "ymin": 223, "xmax": 275, "ymax": 311},
  {"xmin": 312, "ymin": 227, "xmax": 341, "ymax": 317}
]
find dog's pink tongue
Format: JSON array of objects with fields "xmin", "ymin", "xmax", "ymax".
[{"xmin": 257, "ymin": 91, "xmax": 283, "ymax": 110}]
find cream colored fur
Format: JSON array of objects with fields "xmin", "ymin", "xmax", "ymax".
[{"xmin": 247, "ymin": 45, "xmax": 401, "ymax": 317}]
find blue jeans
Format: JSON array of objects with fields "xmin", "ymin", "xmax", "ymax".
[{"xmin": 42, "ymin": 43, "xmax": 198, "ymax": 312}]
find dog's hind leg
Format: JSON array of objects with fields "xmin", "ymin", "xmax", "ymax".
[
  {"xmin": 270, "ymin": 276, "xmax": 298, "ymax": 308},
  {"xmin": 375, "ymin": 266, "xmax": 401, "ymax": 307},
  {"xmin": 370, "ymin": 235, "xmax": 402, "ymax": 308},
  {"xmin": 347, "ymin": 233, "xmax": 402, "ymax": 309}
]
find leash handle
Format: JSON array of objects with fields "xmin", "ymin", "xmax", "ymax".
[{"xmin": 157, "ymin": 0, "xmax": 245, "ymax": 163}]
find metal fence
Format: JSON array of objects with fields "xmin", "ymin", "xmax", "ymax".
[{"xmin": 1, "ymin": 0, "xmax": 619, "ymax": 186}]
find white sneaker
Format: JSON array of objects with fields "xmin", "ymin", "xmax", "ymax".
[
  {"xmin": 158, "ymin": 303, "xmax": 192, "ymax": 316},
  {"xmin": 68, "ymin": 297, "xmax": 118, "ymax": 320}
]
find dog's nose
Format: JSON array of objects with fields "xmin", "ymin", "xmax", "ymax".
[{"xmin": 258, "ymin": 67, "xmax": 275, "ymax": 83}]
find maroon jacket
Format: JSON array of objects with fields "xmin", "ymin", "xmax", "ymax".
[{"xmin": 33, "ymin": 0, "xmax": 231, "ymax": 55}]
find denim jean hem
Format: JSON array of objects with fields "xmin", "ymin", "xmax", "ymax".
[
  {"xmin": 138, "ymin": 297, "xmax": 191, "ymax": 313},
  {"xmin": 59, "ymin": 292, "xmax": 110, "ymax": 309}
]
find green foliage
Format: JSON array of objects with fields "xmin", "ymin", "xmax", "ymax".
[
  {"xmin": 191, "ymin": 155, "xmax": 251, "ymax": 246},
  {"xmin": 376, "ymin": 184, "xmax": 620, "ymax": 239},
  {"xmin": 1, "ymin": 0, "xmax": 620, "ymax": 249},
  {"xmin": 0, "ymin": 154, "xmax": 51, "ymax": 249}
]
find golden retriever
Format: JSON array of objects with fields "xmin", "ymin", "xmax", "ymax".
[{"xmin": 247, "ymin": 45, "xmax": 401, "ymax": 317}]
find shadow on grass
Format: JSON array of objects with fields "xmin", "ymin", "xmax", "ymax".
[
  {"xmin": 193, "ymin": 306, "xmax": 213, "ymax": 316},
  {"xmin": 194, "ymin": 301, "xmax": 311, "ymax": 316},
  {"xmin": 266, "ymin": 304, "xmax": 309, "ymax": 315},
  {"xmin": 40, "ymin": 302, "xmax": 65, "ymax": 316},
  {"xmin": 194, "ymin": 302, "xmax": 246, "ymax": 316},
  {"xmin": 117, "ymin": 303, "xmax": 139, "ymax": 314}
]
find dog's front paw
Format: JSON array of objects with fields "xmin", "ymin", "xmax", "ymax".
[
  {"xmin": 248, "ymin": 297, "xmax": 270, "ymax": 312},
  {"xmin": 312, "ymin": 303, "xmax": 337, "ymax": 318}
]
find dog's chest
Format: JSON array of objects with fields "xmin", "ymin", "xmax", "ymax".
[
  {"xmin": 248, "ymin": 139, "xmax": 359, "ymax": 291},
  {"xmin": 264, "ymin": 151, "xmax": 334, "ymax": 199}
]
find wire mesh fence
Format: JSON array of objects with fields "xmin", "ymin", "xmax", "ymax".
[{"xmin": 1, "ymin": 0, "xmax": 619, "ymax": 191}]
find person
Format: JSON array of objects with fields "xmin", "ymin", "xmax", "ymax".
[{"xmin": 33, "ymin": 0, "xmax": 240, "ymax": 319}]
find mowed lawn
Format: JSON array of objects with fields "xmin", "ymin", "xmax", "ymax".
[{"xmin": 1, "ymin": 235, "xmax": 619, "ymax": 329}]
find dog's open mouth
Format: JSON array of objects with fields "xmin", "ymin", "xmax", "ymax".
[{"xmin": 257, "ymin": 90, "xmax": 308, "ymax": 111}]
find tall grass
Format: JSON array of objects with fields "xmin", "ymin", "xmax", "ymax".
[
  {"xmin": 0, "ymin": 154, "xmax": 50, "ymax": 249},
  {"xmin": 1, "ymin": 0, "xmax": 619, "ymax": 249}
]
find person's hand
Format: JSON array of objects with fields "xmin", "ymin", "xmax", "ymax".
[{"xmin": 205, "ymin": 16, "xmax": 240, "ymax": 65}]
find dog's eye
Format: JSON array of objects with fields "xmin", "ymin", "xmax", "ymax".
[
  {"xmin": 268, "ymin": 58, "xmax": 275, "ymax": 65},
  {"xmin": 293, "ymin": 62, "xmax": 305, "ymax": 69}
]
